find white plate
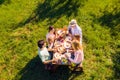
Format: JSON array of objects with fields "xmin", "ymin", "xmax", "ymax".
[
  {"xmin": 54, "ymin": 53, "xmax": 62, "ymax": 59},
  {"xmin": 65, "ymin": 36, "xmax": 72, "ymax": 41},
  {"xmin": 64, "ymin": 41, "xmax": 71, "ymax": 48},
  {"xmin": 65, "ymin": 52, "xmax": 71, "ymax": 58}
]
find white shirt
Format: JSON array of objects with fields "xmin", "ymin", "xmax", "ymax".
[{"xmin": 38, "ymin": 47, "xmax": 50, "ymax": 62}]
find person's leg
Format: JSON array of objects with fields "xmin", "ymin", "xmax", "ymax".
[
  {"xmin": 78, "ymin": 62, "xmax": 82, "ymax": 67},
  {"xmin": 44, "ymin": 63, "xmax": 52, "ymax": 70},
  {"xmin": 50, "ymin": 64, "xmax": 58, "ymax": 72},
  {"xmin": 44, "ymin": 62, "xmax": 52, "ymax": 70},
  {"xmin": 75, "ymin": 63, "xmax": 83, "ymax": 72},
  {"xmin": 45, "ymin": 64, "xmax": 48, "ymax": 70},
  {"xmin": 72, "ymin": 64, "xmax": 79, "ymax": 71}
]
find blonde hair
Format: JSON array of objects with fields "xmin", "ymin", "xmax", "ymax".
[
  {"xmin": 72, "ymin": 41, "xmax": 82, "ymax": 50},
  {"xmin": 74, "ymin": 34, "xmax": 80, "ymax": 41}
]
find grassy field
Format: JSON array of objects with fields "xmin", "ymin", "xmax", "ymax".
[{"xmin": 0, "ymin": 0, "xmax": 120, "ymax": 80}]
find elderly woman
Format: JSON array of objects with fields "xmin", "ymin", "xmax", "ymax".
[{"xmin": 68, "ymin": 19, "xmax": 82, "ymax": 44}]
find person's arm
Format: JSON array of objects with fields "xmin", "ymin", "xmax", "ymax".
[
  {"xmin": 46, "ymin": 34, "xmax": 49, "ymax": 43},
  {"xmin": 77, "ymin": 26, "xmax": 82, "ymax": 38},
  {"xmin": 48, "ymin": 47, "xmax": 56, "ymax": 52},
  {"xmin": 43, "ymin": 59, "xmax": 53, "ymax": 64},
  {"xmin": 77, "ymin": 26, "xmax": 82, "ymax": 44},
  {"xmin": 78, "ymin": 27, "xmax": 82, "ymax": 40},
  {"xmin": 68, "ymin": 51, "xmax": 82, "ymax": 64}
]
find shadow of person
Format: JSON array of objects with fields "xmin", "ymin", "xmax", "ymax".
[
  {"xmin": 45, "ymin": 65, "xmax": 84, "ymax": 80},
  {"xmin": 15, "ymin": 55, "xmax": 84, "ymax": 80},
  {"xmin": 15, "ymin": 55, "xmax": 52, "ymax": 80}
]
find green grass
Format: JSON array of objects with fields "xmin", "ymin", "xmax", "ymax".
[{"xmin": 0, "ymin": 0, "xmax": 120, "ymax": 80}]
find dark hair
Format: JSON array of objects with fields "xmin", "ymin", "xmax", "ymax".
[
  {"xmin": 69, "ymin": 28, "xmax": 72, "ymax": 34},
  {"xmin": 38, "ymin": 40, "xmax": 44, "ymax": 49},
  {"xmin": 48, "ymin": 26, "xmax": 54, "ymax": 32}
]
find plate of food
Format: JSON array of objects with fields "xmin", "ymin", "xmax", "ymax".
[
  {"xmin": 57, "ymin": 46, "xmax": 65, "ymax": 52},
  {"xmin": 64, "ymin": 41, "xmax": 71, "ymax": 49},
  {"xmin": 54, "ymin": 53, "xmax": 62, "ymax": 59},
  {"xmin": 54, "ymin": 41, "xmax": 61, "ymax": 47}
]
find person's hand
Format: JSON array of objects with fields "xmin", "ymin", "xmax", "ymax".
[
  {"xmin": 52, "ymin": 58, "xmax": 55, "ymax": 62},
  {"xmin": 64, "ymin": 54, "xmax": 69, "ymax": 58},
  {"xmin": 69, "ymin": 50, "xmax": 74, "ymax": 53},
  {"xmin": 52, "ymin": 58, "xmax": 57, "ymax": 62}
]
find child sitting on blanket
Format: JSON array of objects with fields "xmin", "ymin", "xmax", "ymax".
[{"xmin": 46, "ymin": 26, "xmax": 55, "ymax": 49}]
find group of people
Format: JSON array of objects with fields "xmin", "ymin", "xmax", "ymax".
[{"xmin": 37, "ymin": 19, "xmax": 84, "ymax": 72}]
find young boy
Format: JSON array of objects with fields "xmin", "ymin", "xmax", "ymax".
[{"xmin": 38, "ymin": 40, "xmax": 55, "ymax": 70}]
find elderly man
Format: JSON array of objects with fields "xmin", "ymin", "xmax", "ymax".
[{"xmin": 68, "ymin": 19, "xmax": 82, "ymax": 44}]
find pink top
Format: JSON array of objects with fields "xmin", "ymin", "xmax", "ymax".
[
  {"xmin": 68, "ymin": 50, "xmax": 84, "ymax": 64},
  {"xmin": 46, "ymin": 33, "xmax": 55, "ymax": 48},
  {"xmin": 46, "ymin": 33, "xmax": 55, "ymax": 41}
]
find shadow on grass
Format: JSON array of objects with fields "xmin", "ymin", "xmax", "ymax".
[
  {"xmin": 98, "ymin": 11, "xmax": 120, "ymax": 36},
  {"xmin": 92, "ymin": 5, "xmax": 120, "ymax": 36},
  {"xmin": 15, "ymin": 0, "xmax": 86, "ymax": 29},
  {"xmin": 98, "ymin": 11, "xmax": 120, "ymax": 28},
  {"xmin": 0, "ymin": 0, "xmax": 5, "ymax": 4},
  {"xmin": 91, "ymin": 4, "xmax": 120, "ymax": 79},
  {"xmin": 111, "ymin": 46, "xmax": 120, "ymax": 79},
  {"xmin": 0, "ymin": 0, "xmax": 11, "ymax": 5},
  {"xmin": 98, "ymin": 9, "xmax": 120, "ymax": 80},
  {"xmin": 15, "ymin": 55, "xmax": 83, "ymax": 80}
]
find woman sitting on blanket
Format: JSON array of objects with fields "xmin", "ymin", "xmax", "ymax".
[{"xmin": 65, "ymin": 40, "xmax": 84, "ymax": 71}]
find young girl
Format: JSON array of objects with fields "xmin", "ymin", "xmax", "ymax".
[
  {"xmin": 65, "ymin": 40, "xmax": 84, "ymax": 71},
  {"xmin": 46, "ymin": 26, "xmax": 55, "ymax": 49}
]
